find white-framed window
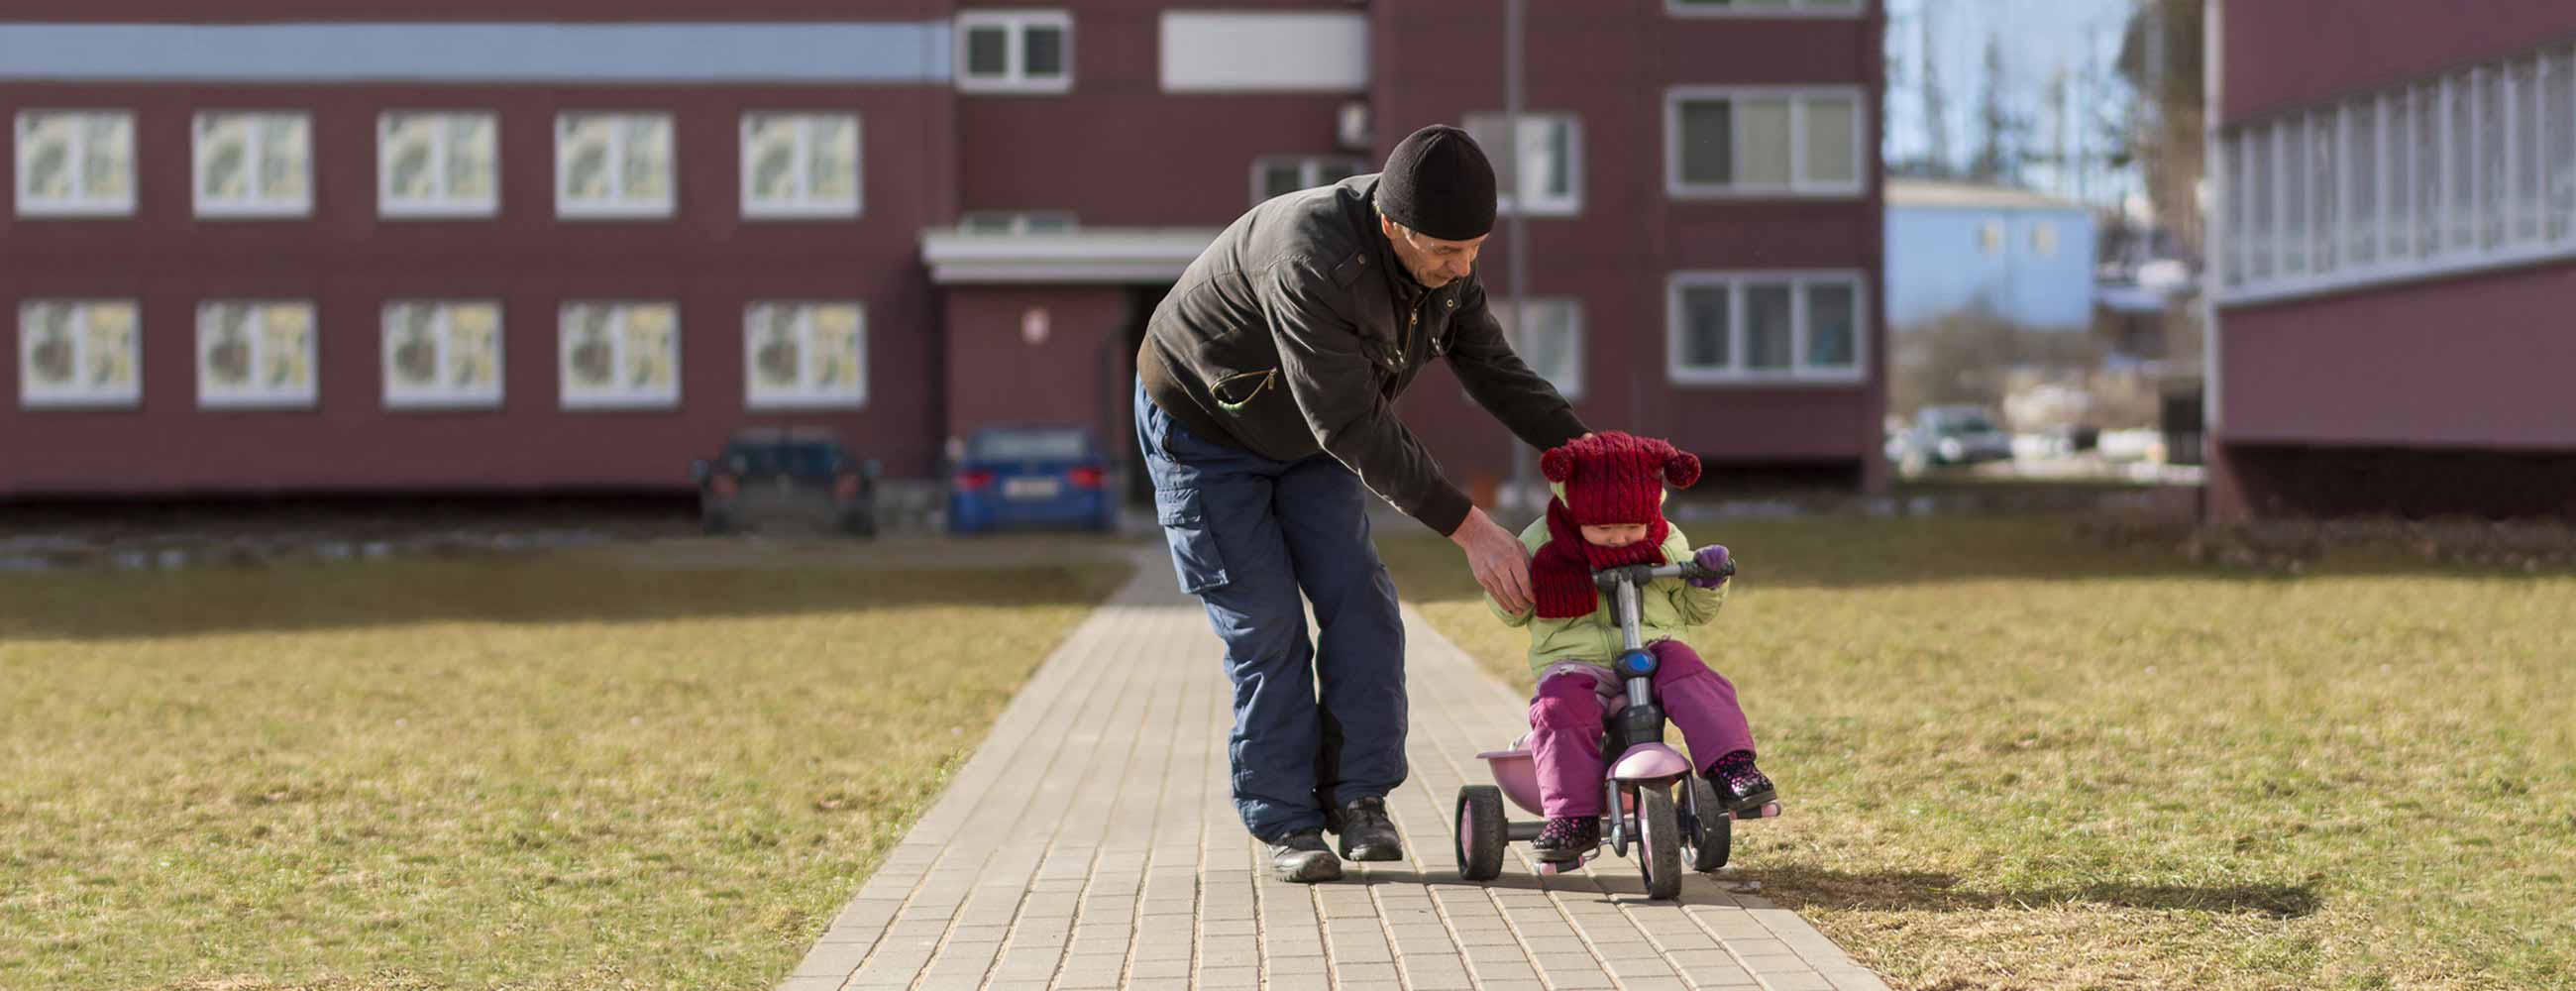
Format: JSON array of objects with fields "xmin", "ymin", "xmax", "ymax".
[
  {"xmin": 1462, "ymin": 112, "xmax": 1581, "ymax": 215},
  {"xmin": 14, "ymin": 111, "xmax": 135, "ymax": 217},
  {"xmin": 744, "ymin": 301, "xmax": 866, "ymax": 410},
  {"xmin": 378, "ymin": 111, "xmax": 498, "ymax": 218},
  {"xmin": 2248, "ymin": 121, "xmax": 2273, "ymax": 280},
  {"xmin": 2445, "ymin": 71, "xmax": 2476, "ymax": 254},
  {"xmin": 17, "ymin": 300, "xmax": 140, "ymax": 409},
  {"xmin": 556, "ymin": 113, "xmax": 674, "ymax": 219},
  {"xmin": 1667, "ymin": 272, "xmax": 1866, "ymax": 385},
  {"xmin": 194, "ymin": 112, "xmax": 311, "ymax": 218},
  {"xmin": 2511, "ymin": 55, "xmax": 2542, "ymax": 246},
  {"xmin": 559, "ymin": 301, "xmax": 679, "ymax": 409},
  {"xmin": 957, "ymin": 10, "xmax": 1073, "ymax": 94},
  {"xmin": 1250, "ymin": 157, "xmax": 1364, "ymax": 204},
  {"xmin": 2220, "ymin": 42, "xmax": 2576, "ymax": 304},
  {"xmin": 2383, "ymin": 90, "xmax": 2412, "ymax": 264},
  {"xmin": 2222, "ymin": 133, "xmax": 2246, "ymax": 287},
  {"xmin": 1666, "ymin": 86, "xmax": 1864, "ymax": 197},
  {"xmin": 196, "ymin": 301, "xmax": 317, "ymax": 409},
  {"xmin": 382, "ymin": 300, "xmax": 503, "ymax": 409},
  {"xmin": 2310, "ymin": 108, "xmax": 2337, "ymax": 275},
  {"xmin": 742, "ymin": 112, "xmax": 861, "ymax": 218},
  {"xmin": 957, "ymin": 211, "xmax": 1077, "ymax": 234},
  {"xmin": 1493, "ymin": 298, "xmax": 1584, "ymax": 399},
  {"xmin": 2279, "ymin": 116, "xmax": 2307, "ymax": 275},
  {"xmin": 2548, "ymin": 50, "xmax": 2576, "ymax": 243},
  {"xmin": 2344, "ymin": 99, "xmax": 2378, "ymax": 268},
  {"xmin": 1977, "ymin": 219, "xmax": 2004, "ymax": 254},
  {"xmin": 1665, "ymin": 0, "xmax": 1863, "ymax": 17}
]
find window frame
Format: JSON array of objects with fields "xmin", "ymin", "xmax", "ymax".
[
  {"xmin": 1664, "ymin": 85, "xmax": 1867, "ymax": 199},
  {"xmin": 17, "ymin": 299, "xmax": 142, "ymax": 409},
  {"xmin": 192, "ymin": 111, "xmax": 313, "ymax": 219},
  {"xmin": 1247, "ymin": 156, "xmax": 1367, "ymax": 205},
  {"xmin": 1460, "ymin": 111, "xmax": 1583, "ymax": 216},
  {"xmin": 1665, "ymin": 271, "xmax": 1870, "ymax": 385},
  {"xmin": 739, "ymin": 111, "xmax": 863, "ymax": 220},
  {"xmin": 195, "ymin": 300, "xmax": 319, "ymax": 409},
  {"xmin": 554, "ymin": 112, "xmax": 677, "ymax": 220},
  {"xmin": 558, "ymin": 301, "xmax": 682, "ymax": 410},
  {"xmin": 743, "ymin": 300, "xmax": 869, "ymax": 410},
  {"xmin": 381, "ymin": 299, "xmax": 506, "ymax": 410},
  {"xmin": 1664, "ymin": 0, "xmax": 1866, "ymax": 18},
  {"xmin": 955, "ymin": 10, "xmax": 1075, "ymax": 95},
  {"xmin": 2218, "ymin": 42, "xmax": 2576, "ymax": 306},
  {"xmin": 956, "ymin": 211, "xmax": 1079, "ymax": 235},
  {"xmin": 1491, "ymin": 297, "xmax": 1586, "ymax": 400},
  {"xmin": 377, "ymin": 110, "xmax": 500, "ymax": 219},
  {"xmin": 14, "ymin": 110, "xmax": 137, "ymax": 218}
]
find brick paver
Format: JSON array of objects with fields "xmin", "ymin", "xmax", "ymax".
[{"xmin": 783, "ymin": 552, "xmax": 1888, "ymax": 991}]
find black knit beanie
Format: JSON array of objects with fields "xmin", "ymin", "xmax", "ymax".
[{"xmin": 1375, "ymin": 124, "xmax": 1497, "ymax": 241}]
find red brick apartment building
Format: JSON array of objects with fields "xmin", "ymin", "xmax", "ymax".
[
  {"xmin": 4, "ymin": 1, "xmax": 1885, "ymax": 511},
  {"xmin": 2208, "ymin": 0, "xmax": 2576, "ymax": 520}
]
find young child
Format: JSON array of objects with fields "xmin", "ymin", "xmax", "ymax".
[{"xmin": 1487, "ymin": 431, "xmax": 1776, "ymax": 863}]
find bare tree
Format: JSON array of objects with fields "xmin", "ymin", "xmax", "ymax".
[
  {"xmin": 1919, "ymin": 5, "xmax": 1953, "ymax": 175},
  {"xmin": 2117, "ymin": 0, "xmax": 2206, "ymax": 258},
  {"xmin": 1969, "ymin": 32, "xmax": 2029, "ymax": 184}
]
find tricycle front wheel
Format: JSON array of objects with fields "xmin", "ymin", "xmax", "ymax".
[{"xmin": 1637, "ymin": 786, "xmax": 1683, "ymax": 900}]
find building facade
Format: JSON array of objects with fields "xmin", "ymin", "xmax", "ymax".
[
  {"xmin": 5, "ymin": 1, "xmax": 1885, "ymax": 509},
  {"xmin": 1883, "ymin": 178, "xmax": 2096, "ymax": 333},
  {"xmin": 2208, "ymin": 0, "xmax": 2576, "ymax": 520}
]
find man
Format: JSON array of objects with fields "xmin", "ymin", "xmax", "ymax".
[{"xmin": 1134, "ymin": 124, "xmax": 1590, "ymax": 882}]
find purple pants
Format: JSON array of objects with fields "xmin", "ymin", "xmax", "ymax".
[{"xmin": 1526, "ymin": 639, "xmax": 1756, "ymax": 818}]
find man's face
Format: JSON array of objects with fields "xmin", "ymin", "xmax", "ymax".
[{"xmin": 1378, "ymin": 214, "xmax": 1487, "ymax": 289}]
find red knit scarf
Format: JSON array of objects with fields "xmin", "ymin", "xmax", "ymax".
[{"xmin": 1529, "ymin": 497, "xmax": 1669, "ymax": 619}]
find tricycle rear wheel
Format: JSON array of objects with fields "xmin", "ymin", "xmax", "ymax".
[{"xmin": 1455, "ymin": 786, "xmax": 1507, "ymax": 881}]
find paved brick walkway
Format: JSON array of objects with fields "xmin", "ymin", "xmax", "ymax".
[{"xmin": 780, "ymin": 554, "xmax": 1887, "ymax": 991}]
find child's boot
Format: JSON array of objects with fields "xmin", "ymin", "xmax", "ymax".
[
  {"xmin": 1531, "ymin": 817, "xmax": 1600, "ymax": 865},
  {"xmin": 1706, "ymin": 750, "xmax": 1777, "ymax": 814}
]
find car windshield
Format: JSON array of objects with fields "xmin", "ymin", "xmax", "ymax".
[
  {"xmin": 971, "ymin": 430, "xmax": 1091, "ymax": 462},
  {"xmin": 726, "ymin": 441, "xmax": 841, "ymax": 475},
  {"xmin": 1926, "ymin": 409, "xmax": 1997, "ymax": 433}
]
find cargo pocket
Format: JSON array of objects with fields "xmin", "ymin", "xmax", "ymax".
[{"xmin": 1154, "ymin": 488, "xmax": 1231, "ymax": 594}]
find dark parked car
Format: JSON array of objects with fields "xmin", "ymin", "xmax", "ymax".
[
  {"xmin": 946, "ymin": 426, "xmax": 1119, "ymax": 535},
  {"xmin": 692, "ymin": 427, "xmax": 880, "ymax": 536}
]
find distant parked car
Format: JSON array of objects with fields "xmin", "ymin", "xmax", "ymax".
[
  {"xmin": 692, "ymin": 427, "xmax": 880, "ymax": 536},
  {"xmin": 947, "ymin": 426, "xmax": 1119, "ymax": 535},
  {"xmin": 1903, "ymin": 405, "xmax": 2016, "ymax": 468}
]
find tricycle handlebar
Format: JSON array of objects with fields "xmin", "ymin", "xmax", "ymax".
[{"xmin": 1590, "ymin": 557, "xmax": 1734, "ymax": 593}]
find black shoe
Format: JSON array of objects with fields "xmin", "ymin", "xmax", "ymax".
[
  {"xmin": 1531, "ymin": 817, "xmax": 1600, "ymax": 864},
  {"xmin": 1708, "ymin": 755, "xmax": 1778, "ymax": 815},
  {"xmin": 1268, "ymin": 829, "xmax": 1343, "ymax": 883},
  {"xmin": 1326, "ymin": 796, "xmax": 1404, "ymax": 862}
]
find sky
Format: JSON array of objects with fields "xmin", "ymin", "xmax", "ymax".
[{"xmin": 1881, "ymin": 0, "xmax": 2146, "ymax": 210}]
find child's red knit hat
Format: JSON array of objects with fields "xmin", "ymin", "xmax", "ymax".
[{"xmin": 1540, "ymin": 431, "xmax": 1702, "ymax": 525}]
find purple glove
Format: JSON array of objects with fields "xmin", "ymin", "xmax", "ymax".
[{"xmin": 1688, "ymin": 545, "xmax": 1732, "ymax": 589}]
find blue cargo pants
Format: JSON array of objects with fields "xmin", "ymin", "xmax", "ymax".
[{"xmin": 1133, "ymin": 379, "xmax": 1408, "ymax": 842}]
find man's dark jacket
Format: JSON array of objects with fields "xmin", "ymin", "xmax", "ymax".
[{"xmin": 1137, "ymin": 174, "xmax": 1588, "ymax": 536}]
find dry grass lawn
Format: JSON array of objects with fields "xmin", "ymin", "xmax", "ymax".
[
  {"xmin": 0, "ymin": 554, "xmax": 1127, "ymax": 991},
  {"xmin": 1381, "ymin": 515, "xmax": 2576, "ymax": 991}
]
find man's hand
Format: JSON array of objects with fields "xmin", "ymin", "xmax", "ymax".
[{"xmin": 1451, "ymin": 506, "xmax": 1534, "ymax": 615}]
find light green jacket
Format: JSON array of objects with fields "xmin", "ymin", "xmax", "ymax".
[{"xmin": 1486, "ymin": 516, "xmax": 1727, "ymax": 677}]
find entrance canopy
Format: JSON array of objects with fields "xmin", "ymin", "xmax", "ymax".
[{"xmin": 919, "ymin": 227, "xmax": 1222, "ymax": 284}]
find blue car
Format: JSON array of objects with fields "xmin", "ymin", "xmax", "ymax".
[{"xmin": 946, "ymin": 426, "xmax": 1120, "ymax": 534}]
